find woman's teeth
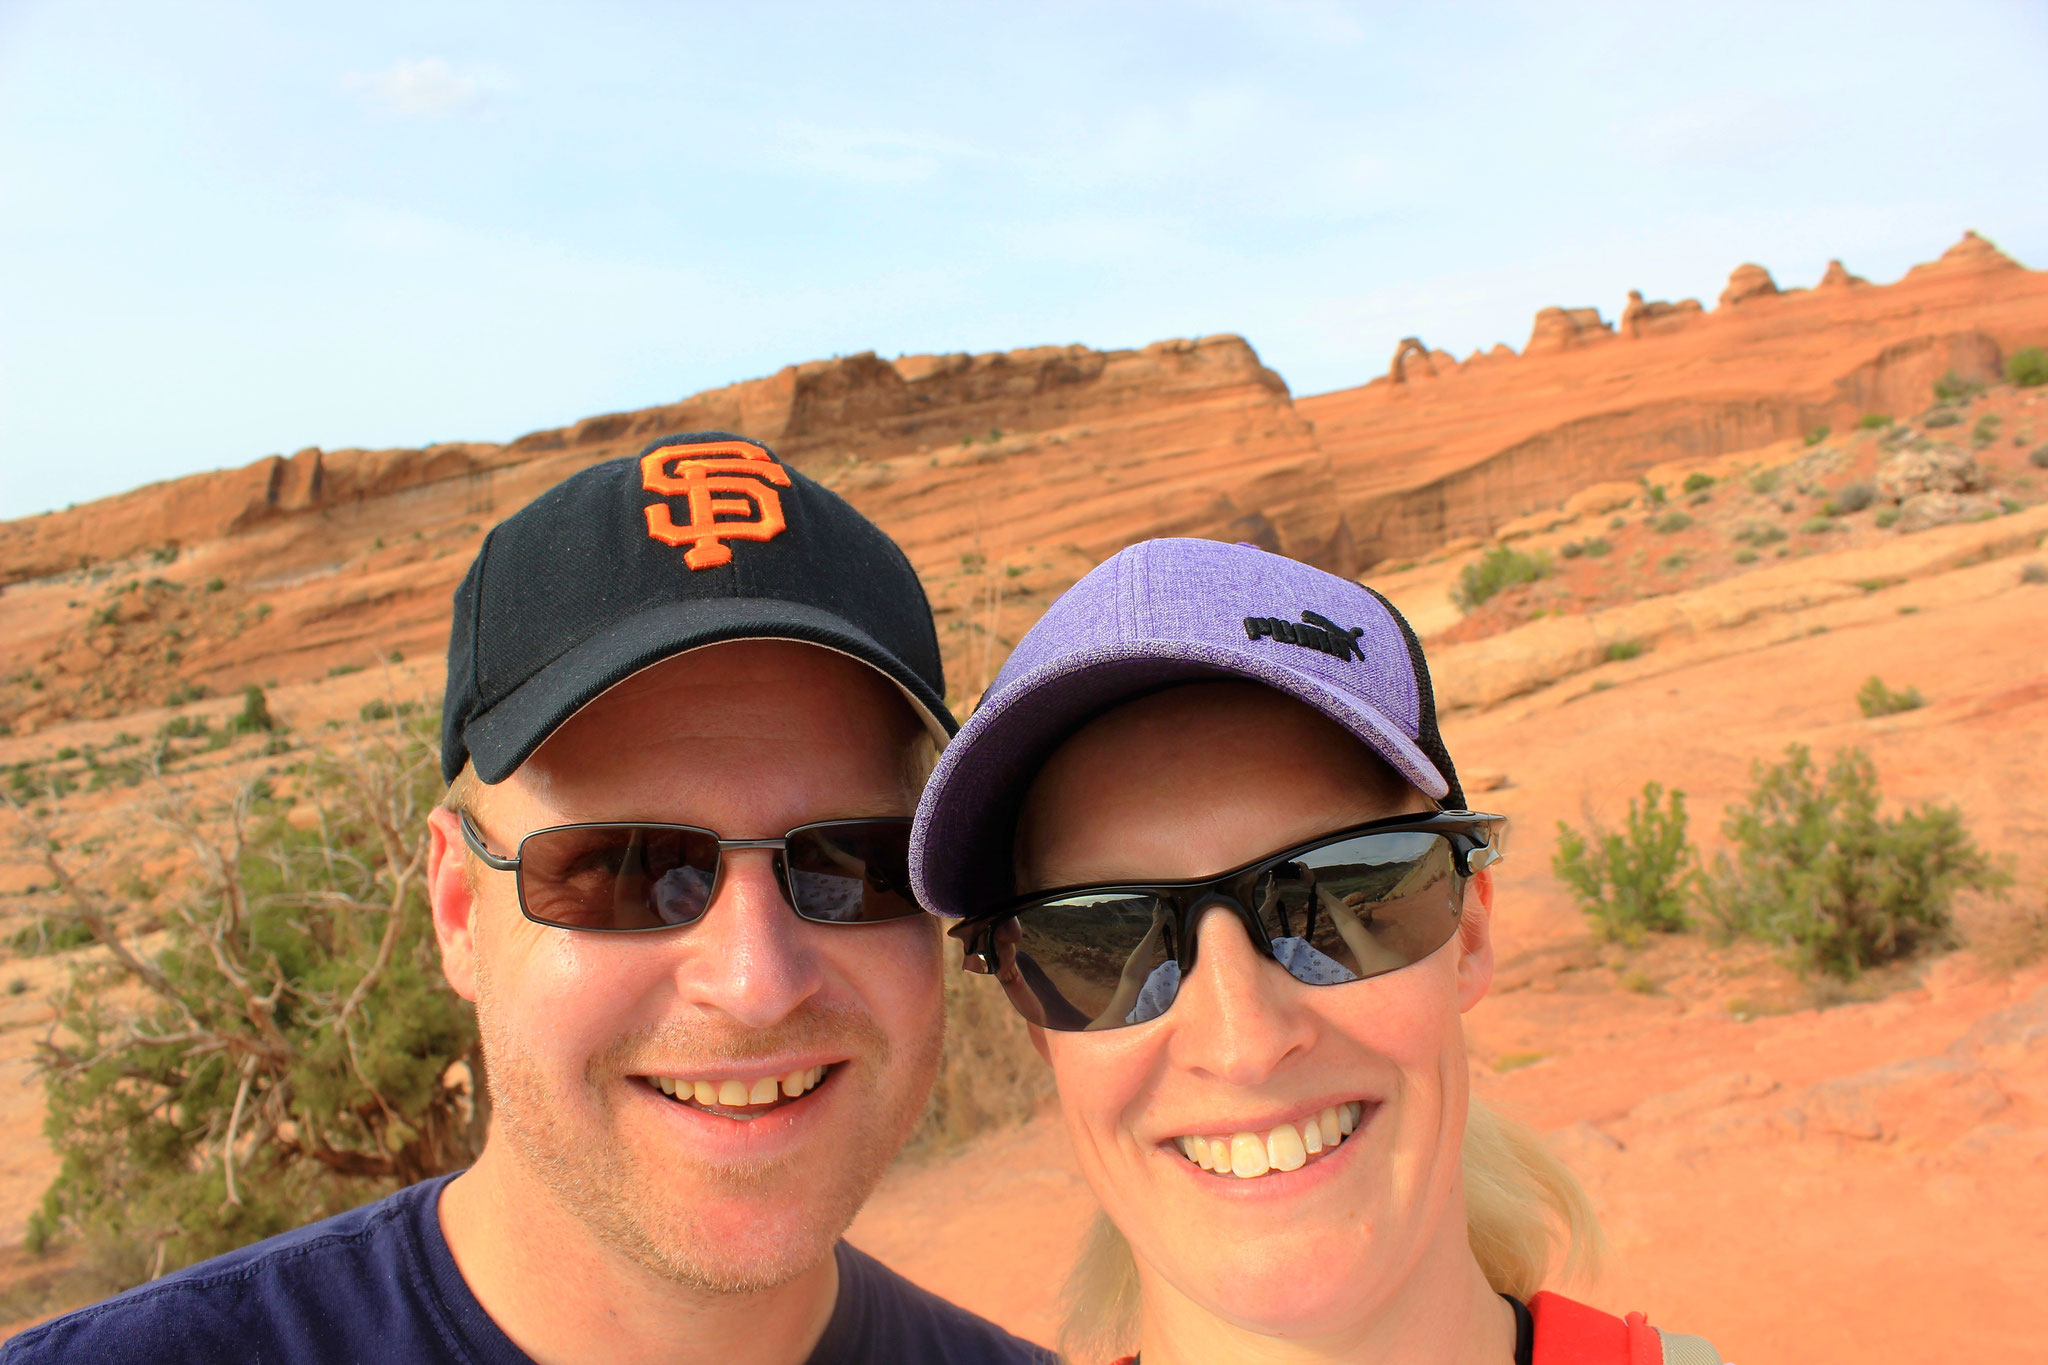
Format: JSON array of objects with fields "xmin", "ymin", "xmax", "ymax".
[
  {"xmin": 651, "ymin": 1066, "xmax": 827, "ymax": 1110},
  {"xmin": 1174, "ymin": 1102, "xmax": 1363, "ymax": 1178}
]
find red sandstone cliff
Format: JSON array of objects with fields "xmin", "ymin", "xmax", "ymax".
[{"xmin": 1, "ymin": 231, "xmax": 2043, "ymax": 729}]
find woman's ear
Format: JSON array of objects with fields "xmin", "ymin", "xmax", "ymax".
[{"xmin": 1455, "ymin": 868, "xmax": 1495, "ymax": 1012}]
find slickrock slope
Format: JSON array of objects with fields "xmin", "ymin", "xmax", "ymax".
[
  {"xmin": 5, "ymin": 232, "xmax": 2046, "ymax": 735},
  {"xmin": 0, "ymin": 336, "xmax": 1339, "ymax": 726},
  {"xmin": 3, "ymin": 232, "xmax": 2046, "ymax": 733},
  {"xmin": 1301, "ymin": 230, "xmax": 2048, "ymax": 562}
]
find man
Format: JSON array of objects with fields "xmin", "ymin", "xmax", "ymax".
[{"xmin": 7, "ymin": 433, "xmax": 1051, "ymax": 1364}]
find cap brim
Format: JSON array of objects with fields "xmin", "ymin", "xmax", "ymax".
[
  {"xmin": 463, "ymin": 597, "xmax": 955, "ymax": 784},
  {"xmin": 910, "ymin": 639, "xmax": 1447, "ymax": 919}
]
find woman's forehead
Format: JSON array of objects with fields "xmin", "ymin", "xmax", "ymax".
[
  {"xmin": 1014, "ymin": 682, "xmax": 1426, "ymax": 888},
  {"xmin": 1031, "ymin": 682, "xmax": 1409, "ymax": 803}
]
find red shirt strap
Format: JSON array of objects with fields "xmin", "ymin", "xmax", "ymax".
[{"xmin": 1529, "ymin": 1290, "xmax": 1664, "ymax": 1365}]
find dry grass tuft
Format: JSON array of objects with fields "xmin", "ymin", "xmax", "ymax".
[{"xmin": 903, "ymin": 946, "xmax": 1055, "ymax": 1158}]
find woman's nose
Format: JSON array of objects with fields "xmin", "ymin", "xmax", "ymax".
[{"xmin": 1163, "ymin": 904, "xmax": 1316, "ymax": 1085}]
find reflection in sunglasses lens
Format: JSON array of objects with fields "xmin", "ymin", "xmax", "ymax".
[
  {"xmin": 512, "ymin": 822, "xmax": 919, "ymax": 931},
  {"xmin": 1001, "ymin": 831, "xmax": 1464, "ymax": 1031},
  {"xmin": 519, "ymin": 826, "xmax": 721, "ymax": 930},
  {"xmin": 997, "ymin": 895, "xmax": 1175, "ymax": 1031},
  {"xmin": 785, "ymin": 825, "xmax": 918, "ymax": 925},
  {"xmin": 1256, "ymin": 833, "xmax": 1459, "ymax": 985}
]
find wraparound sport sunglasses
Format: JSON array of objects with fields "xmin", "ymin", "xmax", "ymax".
[
  {"xmin": 951, "ymin": 811, "xmax": 1506, "ymax": 1032},
  {"xmin": 458, "ymin": 811, "xmax": 922, "ymax": 931}
]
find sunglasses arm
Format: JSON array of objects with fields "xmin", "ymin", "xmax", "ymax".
[
  {"xmin": 458, "ymin": 812, "xmax": 521, "ymax": 872},
  {"xmin": 948, "ymin": 919, "xmax": 999, "ymax": 975}
]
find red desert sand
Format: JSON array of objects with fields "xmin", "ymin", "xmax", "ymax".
[{"xmin": 2, "ymin": 231, "xmax": 2045, "ymax": 1361}]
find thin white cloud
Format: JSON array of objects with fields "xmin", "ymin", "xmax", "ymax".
[
  {"xmin": 772, "ymin": 122, "xmax": 977, "ymax": 185},
  {"xmin": 345, "ymin": 58, "xmax": 510, "ymax": 116}
]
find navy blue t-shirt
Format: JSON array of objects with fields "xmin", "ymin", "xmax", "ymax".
[{"xmin": 2, "ymin": 1174, "xmax": 1052, "ymax": 1364}]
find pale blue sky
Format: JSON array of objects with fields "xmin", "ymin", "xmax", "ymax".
[{"xmin": 3, "ymin": 1, "xmax": 2044, "ymax": 519}]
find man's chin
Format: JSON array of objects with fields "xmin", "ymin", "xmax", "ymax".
[
  {"xmin": 614, "ymin": 1195, "xmax": 846, "ymax": 1294},
  {"xmin": 545, "ymin": 1147, "xmax": 882, "ymax": 1293}
]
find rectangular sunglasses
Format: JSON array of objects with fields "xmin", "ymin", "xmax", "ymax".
[
  {"xmin": 458, "ymin": 811, "xmax": 922, "ymax": 931},
  {"xmin": 952, "ymin": 811, "xmax": 1506, "ymax": 1032}
]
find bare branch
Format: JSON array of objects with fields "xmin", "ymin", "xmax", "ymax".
[
  {"xmin": 222, "ymin": 1059, "xmax": 253, "ymax": 1207},
  {"xmin": 1, "ymin": 791, "xmax": 173, "ymax": 996}
]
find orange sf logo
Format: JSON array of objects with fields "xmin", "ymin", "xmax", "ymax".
[{"xmin": 639, "ymin": 441, "xmax": 793, "ymax": 570}]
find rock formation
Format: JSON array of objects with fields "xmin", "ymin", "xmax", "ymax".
[
  {"xmin": 1906, "ymin": 229, "xmax": 2022, "ymax": 279},
  {"xmin": 1818, "ymin": 259, "xmax": 1868, "ymax": 289},
  {"xmin": 1718, "ymin": 263, "xmax": 1780, "ymax": 308},
  {"xmin": 1389, "ymin": 337, "xmax": 1438, "ymax": 383},
  {"xmin": 1876, "ymin": 445, "xmax": 1984, "ymax": 501},
  {"xmin": 0, "ymin": 335, "xmax": 1349, "ymax": 720},
  {"xmin": 1620, "ymin": 290, "xmax": 1705, "ymax": 339},
  {"xmin": 4, "ymin": 229, "xmax": 2047, "ymax": 723},
  {"xmin": 1524, "ymin": 306, "xmax": 1616, "ymax": 355}
]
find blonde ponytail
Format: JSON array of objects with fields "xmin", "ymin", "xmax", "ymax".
[
  {"xmin": 1461, "ymin": 1098, "xmax": 1602, "ymax": 1299},
  {"xmin": 1057, "ymin": 1098, "xmax": 1601, "ymax": 1363}
]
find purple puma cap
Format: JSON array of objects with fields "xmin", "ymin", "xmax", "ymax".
[{"xmin": 910, "ymin": 537, "xmax": 1467, "ymax": 919}]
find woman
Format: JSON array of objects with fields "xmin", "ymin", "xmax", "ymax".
[{"xmin": 909, "ymin": 539, "xmax": 1721, "ymax": 1364}]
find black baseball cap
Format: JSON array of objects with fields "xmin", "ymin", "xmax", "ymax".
[{"xmin": 441, "ymin": 431, "xmax": 955, "ymax": 784}]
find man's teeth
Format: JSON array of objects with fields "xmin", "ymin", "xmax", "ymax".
[
  {"xmin": 1175, "ymin": 1102, "xmax": 1365, "ymax": 1179},
  {"xmin": 652, "ymin": 1066, "xmax": 827, "ymax": 1108}
]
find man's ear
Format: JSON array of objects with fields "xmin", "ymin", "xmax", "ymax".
[
  {"xmin": 426, "ymin": 807, "xmax": 482, "ymax": 1003},
  {"xmin": 1455, "ymin": 868, "xmax": 1495, "ymax": 1013}
]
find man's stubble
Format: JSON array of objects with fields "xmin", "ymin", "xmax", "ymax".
[{"xmin": 473, "ymin": 953, "xmax": 943, "ymax": 1295}]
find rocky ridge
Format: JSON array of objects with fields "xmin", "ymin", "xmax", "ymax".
[{"xmin": 1, "ymin": 231, "xmax": 2044, "ymax": 733}]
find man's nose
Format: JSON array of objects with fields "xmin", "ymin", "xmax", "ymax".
[
  {"xmin": 1163, "ymin": 905, "xmax": 1315, "ymax": 1084},
  {"xmin": 669, "ymin": 848, "xmax": 825, "ymax": 1028}
]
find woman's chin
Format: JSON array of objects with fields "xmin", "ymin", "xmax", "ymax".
[{"xmin": 1137, "ymin": 1229, "xmax": 1390, "ymax": 1337}]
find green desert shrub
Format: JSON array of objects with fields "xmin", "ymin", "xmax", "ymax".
[
  {"xmin": 1604, "ymin": 638, "xmax": 1645, "ymax": 662},
  {"xmin": 1682, "ymin": 473, "xmax": 1715, "ymax": 494},
  {"xmin": 227, "ymin": 684, "xmax": 275, "ymax": 735},
  {"xmin": 1922, "ymin": 410, "xmax": 1961, "ymax": 429},
  {"xmin": 1652, "ymin": 511, "xmax": 1693, "ymax": 534},
  {"xmin": 159, "ymin": 714, "xmax": 209, "ymax": 741},
  {"xmin": 1804, "ymin": 426, "xmax": 1831, "ymax": 446},
  {"xmin": 1452, "ymin": 545, "xmax": 1551, "ymax": 611},
  {"xmin": 1829, "ymin": 482, "xmax": 1875, "ymax": 514},
  {"xmin": 1553, "ymin": 782, "xmax": 1695, "ymax": 944},
  {"xmin": 1971, "ymin": 414, "xmax": 2002, "ymax": 447},
  {"xmin": 6, "ymin": 918, "xmax": 98, "ymax": 957},
  {"xmin": 1857, "ymin": 676, "xmax": 1925, "ymax": 718},
  {"xmin": 2006, "ymin": 345, "xmax": 2048, "ymax": 388},
  {"xmin": 1857, "ymin": 413, "xmax": 1893, "ymax": 429},
  {"xmin": 18, "ymin": 712, "xmax": 483, "ymax": 1290},
  {"xmin": 1733, "ymin": 521, "xmax": 1788, "ymax": 547},
  {"xmin": 1701, "ymin": 745, "xmax": 2006, "ymax": 979},
  {"xmin": 1748, "ymin": 468, "xmax": 1782, "ymax": 495},
  {"xmin": 1932, "ymin": 370, "xmax": 1983, "ymax": 403}
]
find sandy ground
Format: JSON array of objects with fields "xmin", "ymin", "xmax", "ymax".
[{"xmin": 1, "ymin": 434, "xmax": 2043, "ymax": 1357}]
